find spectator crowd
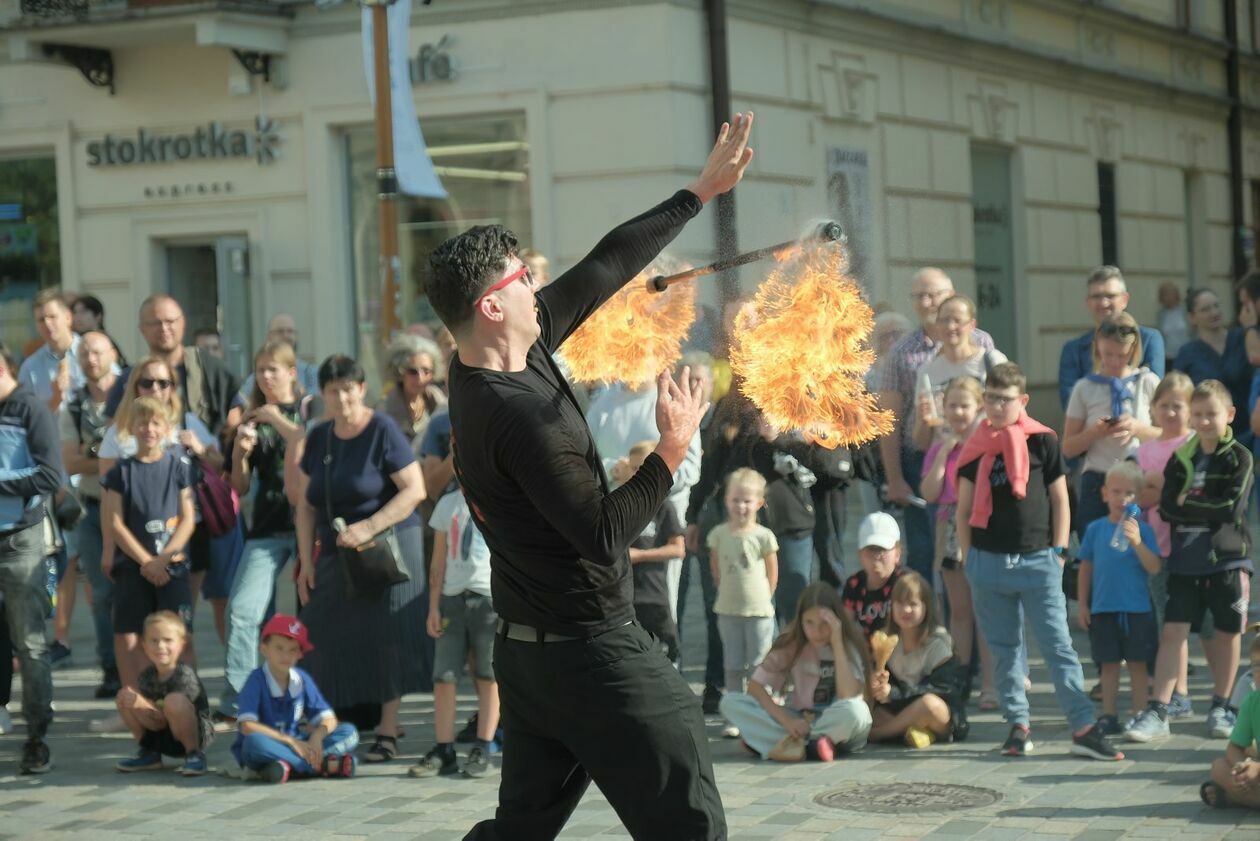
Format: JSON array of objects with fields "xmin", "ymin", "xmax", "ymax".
[{"xmin": 1, "ymin": 259, "xmax": 1259, "ymax": 811}]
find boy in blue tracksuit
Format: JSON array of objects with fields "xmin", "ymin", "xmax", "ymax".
[
  {"xmin": 0, "ymin": 342, "xmax": 66, "ymax": 775},
  {"xmin": 232, "ymin": 615, "xmax": 359, "ymax": 783}
]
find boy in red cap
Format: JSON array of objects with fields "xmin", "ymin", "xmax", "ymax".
[{"xmin": 231, "ymin": 614, "xmax": 359, "ymax": 783}]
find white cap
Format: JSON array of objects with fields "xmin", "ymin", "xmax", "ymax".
[{"xmin": 858, "ymin": 511, "xmax": 901, "ymax": 550}]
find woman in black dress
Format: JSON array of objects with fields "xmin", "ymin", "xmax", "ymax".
[{"xmin": 294, "ymin": 355, "xmax": 430, "ymax": 762}]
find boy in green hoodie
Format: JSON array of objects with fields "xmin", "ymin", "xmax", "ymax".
[{"xmin": 1125, "ymin": 379, "xmax": 1253, "ymax": 744}]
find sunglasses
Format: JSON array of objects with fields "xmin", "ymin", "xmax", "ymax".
[
  {"xmin": 402, "ymin": 366, "xmax": 434, "ymax": 377},
  {"xmin": 1097, "ymin": 323, "xmax": 1138, "ymax": 338},
  {"xmin": 474, "ymin": 264, "xmax": 532, "ymax": 309},
  {"xmin": 138, "ymin": 378, "xmax": 174, "ymax": 391}
]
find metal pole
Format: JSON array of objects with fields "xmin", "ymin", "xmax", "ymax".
[
  {"xmin": 704, "ymin": 0, "xmax": 738, "ymax": 305},
  {"xmin": 366, "ymin": 0, "xmax": 401, "ymax": 341},
  {"xmin": 647, "ymin": 222, "xmax": 846, "ymax": 293},
  {"xmin": 1226, "ymin": 0, "xmax": 1247, "ymax": 282}
]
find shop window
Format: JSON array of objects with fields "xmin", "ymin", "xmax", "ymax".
[
  {"xmin": 1098, "ymin": 162, "xmax": 1118, "ymax": 266},
  {"xmin": 0, "ymin": 157, "xmax": 60, "ymax": 356},
  {"xmin": 346, "ymin": 113, "xmax": 531, "ymax": 387}
]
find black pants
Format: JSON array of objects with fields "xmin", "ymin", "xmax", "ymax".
[{"xmin": 465, "ymin": 622, "xmax": 726, "ymax": 841}]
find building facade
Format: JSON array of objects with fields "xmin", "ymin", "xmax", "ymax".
[{"xmin": 2, "ymin": 0, "xmax": 1258, "ymax": 416}]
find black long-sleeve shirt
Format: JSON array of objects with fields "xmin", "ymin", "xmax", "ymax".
[{"xmin": 447, "ymin": 190, "xmax": 702, "ymax": 635}]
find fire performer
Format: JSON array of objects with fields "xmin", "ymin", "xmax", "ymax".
[{"xmin": 427, "ymin": 114, "xmax": 754, "ymax": 840}]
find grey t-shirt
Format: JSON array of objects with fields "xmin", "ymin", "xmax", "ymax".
[
  {"xmin": 59, "ymin": 390, "xmax": 109, "ymax": 498},
  {"xmin": 1065, "ymin": 369, "xmax": 1159, "ymax": 473}
]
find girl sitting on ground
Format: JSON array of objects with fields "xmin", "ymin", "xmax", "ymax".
[
  {"xmin": 868, "ymin": 572, "xmax": 969, "ymax": 748},
  {"xmin": 719, "ymin": 582, "xmax": 872, "ymax": 762}
]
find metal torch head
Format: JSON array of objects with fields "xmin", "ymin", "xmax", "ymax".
[{"xmin": 813, "ymin": 221, "xmax": 847, "ymax": 244}]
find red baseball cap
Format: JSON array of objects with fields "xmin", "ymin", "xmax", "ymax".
[{"xmin": 260, "ymin": 614, "xmax": 313, "ymax": 653}]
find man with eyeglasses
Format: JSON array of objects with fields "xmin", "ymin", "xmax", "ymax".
[
  {"xmin": 1057, "ymin": 266, "xmax": 1165, "ymax": 409},
  {"xmin": 877, "ymin": 267, "xmax": 994, "ymax": 581},
  {"xmin": 104, "ymin": 295, "xmax": 242, "ymax": 437},
  {"xmin": 428, "ymin": 115, "xmax": 754, "ymax": 841}
]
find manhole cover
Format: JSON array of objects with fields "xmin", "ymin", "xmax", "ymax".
[{"xmin": 814, "ymin": 782, "xmax": 1002, "ymax": 814}]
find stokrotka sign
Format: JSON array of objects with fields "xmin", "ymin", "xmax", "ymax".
[{"xmin": 86, "ymin": 117, "xmax": 280, "ymax": 167}]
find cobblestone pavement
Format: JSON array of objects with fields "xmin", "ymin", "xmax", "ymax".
[{"xmin": 3, "ymin": 496, "xmax": 1260, "ymax": 839}]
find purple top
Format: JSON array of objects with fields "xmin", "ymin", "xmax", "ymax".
[{"xmin": 923, "ymin": 438, "xmax": 961, "ymax": 518}]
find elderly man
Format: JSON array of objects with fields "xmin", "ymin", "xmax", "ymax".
[
  {"xmin": 234, "ymin": 314, "xmax": 321, "ymax": 406},
  {"xmin": 1058, "ymin": 266, "xmax": 1165, "ymax": 409},
  {"xmin": 877, "ymin": 268, "xmax": 993, "ymax": 580},
  {"xmin": 104, "ymin": 295, "xmax": 241, "ymax": 435},
  {"xmin": 429, "ymin": 114, "xmax": 753, "ymax": 841}
]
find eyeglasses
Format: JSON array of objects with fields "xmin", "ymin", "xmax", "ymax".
[
  {"xmin": 474, "ymin": 264, "xmax": 533, "ymax": 309},
  {"xmin": 983, "ymin": 392, "xmax": 1020, "ymax": 407},
  {"xmin": 402, "ymin": 366, "xmax": 434, "ymax": 377},
  {"xmin": 1097, "ymin": 323, "xmax": 1138, "ymax": 338},
  {"xmin": 911, "ymin": 289, "xmax": 951, "ymax": 302},
  {"xmin": 138, "ymin": 378, "xmax": 174, "ymax": 391}
]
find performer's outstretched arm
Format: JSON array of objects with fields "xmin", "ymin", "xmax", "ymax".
[{"xmin": 538, "ymin": 112, "xmax": 755, "ymax": 351}]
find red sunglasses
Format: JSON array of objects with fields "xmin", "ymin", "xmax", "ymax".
[{"xmin": 474, "ymin": 264, "xmax": 532, "ymax": 310}]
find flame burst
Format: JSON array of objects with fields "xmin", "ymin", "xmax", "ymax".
[
  {"xmin": 560, "ymin": 275, "xmax": 696, "ymax": 389},
  {"xmin": 730, "ymin": 244, "xmax": 893, "ymax": 448}
]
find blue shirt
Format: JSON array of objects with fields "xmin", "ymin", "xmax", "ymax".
[
  {"xmin": 418, "ymin": 409, "xmax": 451, "ymax": 461},
  {"xmin": 1174, "ymin": 329, "xmax": 1253, "ymax": 442},
  {"xmin": 231, "ymin": 665, "xmax": 333, "ymax": 764},
  {"xmin": 1078, "ymin": 515, "xmax": 1159, "ymax": 614},
  {"xmin": 1058, "ymin": 326, "xmax": 1165, "ymax": 409},
  {"xmin": 18, "ymin": 335, "xmax": 86, "ymax": 411}
]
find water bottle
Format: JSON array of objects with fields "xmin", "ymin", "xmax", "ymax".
[
  {"xmin": 1109, "ymin": 503, "xmax": 1142, "ymax": 551},
  {"xmin": 917, "ymin": 371, "xmax": 942, "ymax": 427}
]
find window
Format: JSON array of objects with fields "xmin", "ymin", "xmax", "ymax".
[
  {"xmin": 0, "ymin": 156, "xmax": 61, "ymax": 354},
  {"xmin": 345, "ymin": 113, "xmax": 531, "ymax": 386},
  {"xmin": 1097, "ymin": 162, "xmax": 1118, "ymax": 265}
]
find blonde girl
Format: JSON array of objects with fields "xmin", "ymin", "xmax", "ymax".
[
  {"xmin": 921, "ymin": 376, "xmax": 994, "ymax": 707},
  {"xmin": 719, "ymin": 583, "xmax": 873, "ymax": 761},
  {"xmin": 869, "ymin": 572, "xmax": 966, "ymax": 748}
]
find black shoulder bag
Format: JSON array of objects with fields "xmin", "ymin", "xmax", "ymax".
[{"xmin": 323, "ymin": 424, "xmax": 410, "ymax": 597}]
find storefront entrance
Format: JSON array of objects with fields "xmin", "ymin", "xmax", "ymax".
[{"xmin": 165, "ymin": 236, "xmax": 251, "ymax": 376}]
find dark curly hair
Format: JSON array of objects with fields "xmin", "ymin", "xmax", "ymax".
[{"xmin": 426, "ymin": 225, "xmax": 519, "ymax": 332}]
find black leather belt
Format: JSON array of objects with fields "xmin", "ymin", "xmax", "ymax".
[{"xmin": 497, "ymin": 619, "xmax": 581, "ymax": 643}]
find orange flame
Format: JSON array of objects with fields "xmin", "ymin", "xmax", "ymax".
[
  {"xmin": 560, "ymin": 275, "xmax": 696, "ymax": 389},
  {"xmin": 730, "ymin": 244, "xmax": 893, "ymax": 448}
]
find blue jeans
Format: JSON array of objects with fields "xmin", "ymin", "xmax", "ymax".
[
  {"xmin": 220, "ymin": 535, "xmax": 295, "ymax": 714},
  {"xmin": 0, "ymin": 523, "xmax": 52, "ymax": 738},
  {"xmin": 237, "ymin": 722, "xmax": 359, "ymax": 775},
  {"xmin": 774, "ymin": 534, "xmax": 814, "ymax": 627},
  {"xmin": 966, "ymin": 547, "xmax": 1094, "ymax": 730},
  {"xmin": 77, "ymin": 499, "xmax": 114, "ymax": 670},
  {"xmin": 677, "ymin": 552, "xmax": 723, "ymax": 688},
  {"xmin": 900, "ymin": 449, "xmax": 933, "ymax": 582}
]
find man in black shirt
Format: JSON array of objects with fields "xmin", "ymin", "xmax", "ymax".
[{"xmin": 430, "ymin": 114, "xmax": 754, "ymax": 841}]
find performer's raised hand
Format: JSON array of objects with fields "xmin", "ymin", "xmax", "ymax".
[
  {"xmin": 686, "ymin": 112, "xmax": 755, "ymax": 204},
  {"xmin": 654, "ymin": 366, "xmax": 709, "ymax": 473}
]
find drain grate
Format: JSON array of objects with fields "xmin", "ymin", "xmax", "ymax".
[{"xmin": 814, "ymin": 782, "xmax": 1002, "ymax": 814}]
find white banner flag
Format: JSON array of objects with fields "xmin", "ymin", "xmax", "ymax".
[{"xmin": 362, "ymin": 0, "xmax": 447, "ymax": 199}]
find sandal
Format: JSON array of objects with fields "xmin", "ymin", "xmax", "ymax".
[
  {"xmin": 363, "ymin": 734, "xmax": 399, "ymax": 763},
  {"xmin": 1200, "ymin": 781, "xmax": 1230, "ymax": 810},
  {"xmin": 978, "ymin": 690, "xmax": 998, "ymax": 712}
]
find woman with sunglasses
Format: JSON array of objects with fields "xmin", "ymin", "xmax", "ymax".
[
  {"xmin": 377, "ymin": 335, "xmax": 447, "ymax": 445},
  {"xmin": 293, "ymin": 354, "xmax": 429, "ymax": 764},
  {"xmin": 1174, "ymin": 289, "xmax": 1253, "ymax": 442},
  {"xmin": 1063, "ymin": 313, "xmax": 1161, "ymax": 529}
]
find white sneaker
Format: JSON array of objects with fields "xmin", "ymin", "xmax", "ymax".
[
  {"xmin": 0, "ymin": 706, "xmax": 11, "ymax": 735},
  {"xmin": 89, "ymin": 714, "xmax": 128, "ymax": 734},
  {"xmin": 721, "ymin": 724, "xmax": 740, "ymax": 738}
]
